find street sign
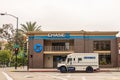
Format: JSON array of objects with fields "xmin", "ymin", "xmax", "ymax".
[{"xmin": 14, "ymin": 44, "xmax": 19, "ymax": 48}]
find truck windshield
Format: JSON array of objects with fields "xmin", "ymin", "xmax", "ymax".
[{"xmin": 58, "ymin": 57, "xmax": 67, "ymax": 63}]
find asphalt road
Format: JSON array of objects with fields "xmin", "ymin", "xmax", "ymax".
[
  {"xmin": 1, "ymin": 67, "xmax": 120, "ymax": 80},
  {"xmin": 5, "ymin": 70, "xmax": 120, "ymax": 80},
  {"xmin": 0, "ymin": 68, "xmax": 9, "ymax": 80}
]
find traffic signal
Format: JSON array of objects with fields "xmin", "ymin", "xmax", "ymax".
[
  {"xmin": 15, "ymin": 48, "xmax": 19, "ymax": 54},
  {"xmin": 24, "ymin": 42, "xmax": 27, "ymax": 53}
]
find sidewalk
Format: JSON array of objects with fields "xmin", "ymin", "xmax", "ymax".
[
  {"xmin": 5, "ymin": 66, "xmax": 59, "ymax": 72},
  {"xmin": 4, "ymin": 67, "xmax": 120, "ymax": 72},
  {"xmin": 100, "ymin": 67, "xmax": 120, "ymax": 72}
]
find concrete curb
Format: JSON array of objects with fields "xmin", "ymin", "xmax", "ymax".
[
  {"xmin": 11, "ymin": 70, "xmax": 120, "ymax": 72},
  {"xmin": 10, "ymin": 69, "xmax": 59, "ymax": 72},
  {"xmin": 29, "ymin": 70, "xmax": 59, "ymax": 72},
  {"xmin": 9, "ymin": 67, "xmax": 120, "ymax": 72}
]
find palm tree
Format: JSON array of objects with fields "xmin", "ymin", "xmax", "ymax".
[
  {"xmin": 20, "ymin": 21, "xmax": 41, "ymax": 33},
  {"xmin": 18, "ymin": 21, "xmax": 42, "ymax": 66}
]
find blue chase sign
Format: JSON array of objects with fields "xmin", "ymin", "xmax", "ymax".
[
  {"xmin": 28, "ymin": 32, "xmax": 115, "ymax": 40},
  {"xmin": 48, "ymin": 33, "xmax": 70, "ymax": 38}
]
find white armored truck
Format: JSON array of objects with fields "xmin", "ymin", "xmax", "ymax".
[{"xmin": 57, "ymin": 53, "xmax": 99, "ymax": 73}]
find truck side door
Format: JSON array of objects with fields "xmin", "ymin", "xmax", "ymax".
[{"xmin": 67, "ymin": 58, "xmax": 72, "ymax": 66}]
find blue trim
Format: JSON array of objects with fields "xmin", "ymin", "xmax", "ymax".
[
  {"xmin": 84, "ymin": 56, "xmax": 96, "ymax": 59},
  {"xmin": 85, "ymin": 36, "xmax": 116, "ymax": 39},
  {"xmin": 29, "ymin": 35, "xmax": 116, "ymax": 40}
]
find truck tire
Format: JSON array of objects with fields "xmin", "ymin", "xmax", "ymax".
[
  {"xmin": 86, "ymin": 66, "xmax": 93, "ymax": 73},
  {"xmin": 60, "ymin": 66, "xmax": 67, "ymax": 73}
]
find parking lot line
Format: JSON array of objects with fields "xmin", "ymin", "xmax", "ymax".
[
  {"xmin": 2, "ymin": 71, "xmax": 13, "ymax": 80},
  {"xmin": 51, "ymin": 75, "xmax": 68, "ymax": 80},
  {"xmin": 44, "ymin": 73, "xmax": 68, "ymax": 80}
]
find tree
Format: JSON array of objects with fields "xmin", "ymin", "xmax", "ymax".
[
  {"xmin": 0, "ymin": 24, "xmax": 15, "ymax": 40},
  {"xmin": 19, "ymin": 21, "xmax": 42, "ymax": 50},
  {"xmin": 19, "ymin": 21, "xmax": 42, "ymax": 67},
  {"xmin": 0, "ymin": 24, "xmax": 24, "ymax": 50},
  {"xmin": 20, "ymin": 21, "xmax": 41, "ymax": 33},
  {"xmin": 0, "ymin": 42, "xmax": 2, "ymax": 50},
  {"xmin": 0, "ymin": 24, "xmax": 15, "ymax": 51},
  {"xmin": 0, "ymin": 23, "xmax": 29, "ymax": 67},
  {"xmin": 0, "ymin": 50, "xmax": 12, "ymax": 67}
]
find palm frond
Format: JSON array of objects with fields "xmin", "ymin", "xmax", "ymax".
[{"xmin": 20, "ymin": 21, "xmax": 42, "ymax": 32}]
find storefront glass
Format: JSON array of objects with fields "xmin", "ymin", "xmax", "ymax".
[
  {"xmin": 93, "ymin": 41, "xmax": 111, "ymax": 51},
  {"xmin": 99, "ymin": 53, "xmax": 111, "ymax": 65}
]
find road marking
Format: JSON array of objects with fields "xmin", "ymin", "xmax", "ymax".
[
  {"xmin": 2, "ymin": 71, "xmax": 13, "ymax": 80},
  {"xmin": 51, "ymin": 75, "xmax": 68, "ymax": 80},
  {"xmin": 82, "ymin": 76, "xmax": 87, "ymax": 80},
  {"xmin": 24, "ymin": 75, "xmax": 33, "ymax": 78},
  {"xmin": 44, "ymin": 74, "xmax": 68, "ymax": 80}
]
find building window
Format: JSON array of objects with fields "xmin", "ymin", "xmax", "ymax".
[
  {"xmin": 65, "ymin": 42, "xmax": 69, "ymax": 50},
  {"xmin": 52, "ymin": 42, "xmax": 70, "ymax": 51},
  {"xmin": 99, "ymin": 53, "xmax": 111, "ymax": 65},
  {"xmin": 52, "ymin": 42, "xmax": 65, "ymax": 51},
  {"xmin": 78, "ymin": 58, "xmax": 82, "ymax": 63},
  {"xmin": 94, "ymin": 41, "xmax": 111, "ymax": 51}
]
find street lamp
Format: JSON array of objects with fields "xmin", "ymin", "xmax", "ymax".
[{"xmin": 0, "ymin": 12, "xmax": 19, "ymax": 69}]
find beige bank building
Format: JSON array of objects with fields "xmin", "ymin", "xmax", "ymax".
[{"xmin": 26, "ymin": 31, "xmax": 119, "ymax": 68}]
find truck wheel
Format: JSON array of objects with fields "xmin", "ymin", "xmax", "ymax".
[
  {"xmin": 86, "ymin": 66, "xmax": 93, "ymax": 73},
  {"xmin": 60, "ymin": 66, "xmax": 67, "ymax": 73}
]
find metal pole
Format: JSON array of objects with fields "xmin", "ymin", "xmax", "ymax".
[
  {"xmin": 15, "ymin": 17, "xmax": 18, "ymax": 69},
  {"xmin": 22, "ymin": 53, "xmax": 25, "ymax": 69},
  {"xmin": 27, "ymin": 51, "xmax": 29, "ymax": 71},
  {"xmin": 15, "ymin": 53, "xmax": 17, "ymax": 69}
]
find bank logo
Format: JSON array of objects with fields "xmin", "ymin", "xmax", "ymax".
[{"xmin": 34, "ymin": 44, "xmax": 43, "ymax": 53}]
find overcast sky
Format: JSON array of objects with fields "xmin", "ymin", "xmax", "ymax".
[{"xmin": 0, "ymin": 0, "xmax": 120, "ymax": 35}]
